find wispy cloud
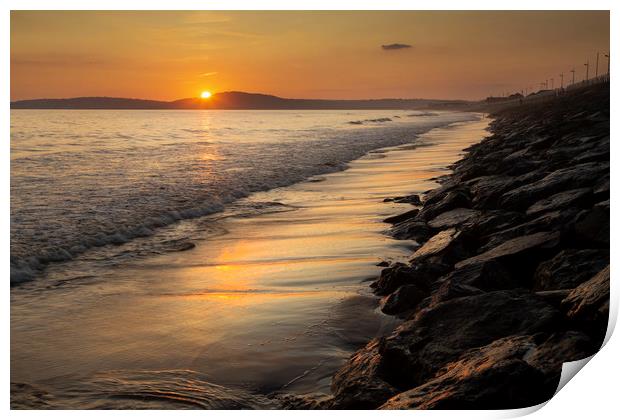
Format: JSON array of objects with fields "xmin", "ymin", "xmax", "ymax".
[
  {"xmin": 200, "ymin": 71, "xmax": 218, "ymax": 77},
  {"xmin": 381, "ymin": 43, "xmax": 412, "ymax": 51}
]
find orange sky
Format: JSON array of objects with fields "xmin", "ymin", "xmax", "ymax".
[{"xmin": 11, "ymin": 11, "xmax": 609, "ymax": 101}]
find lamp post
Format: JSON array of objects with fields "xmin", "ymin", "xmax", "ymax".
[
  {"xmin": 560, "ymin": 73, "xmax": 564, "ymax": 89},
  {"xmin": 596, "ymin": 52, "xmax": 599, "ymax": 78},
  {"xmin": 605, "ymin": 54, "xmax": 610, "ymax": 75},
  {"xmin": 584, "ymin": 60, "xmax": 589, "ymax": 81},
  {"xmin": 570, "ymin": 68, "xmax": 575, "ymax": 85}
]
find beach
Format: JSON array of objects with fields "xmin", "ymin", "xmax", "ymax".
[
  {"xmin": 321, "ymin": 81, "xmax": 610, "ymax": 410},
  {"xmin": 12, "ymin": 83, "xmax": 610, "ymax": 409},
  {"xmin": 11, "ymin": 113, "xmax": 488, "ymax": 408}
]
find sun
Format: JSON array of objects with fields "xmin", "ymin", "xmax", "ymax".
[{"xmin": 200, "ymin": 91, "xmax": 212, "ymax": 99}]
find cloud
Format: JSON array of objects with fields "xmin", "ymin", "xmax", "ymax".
[
  {"xmin": 200, "ymin": 71, "xmax": 218, "ymax": 77},
  {"xmin": 381, "ymin": 43, "xmax": 412, "ymax": 51}
]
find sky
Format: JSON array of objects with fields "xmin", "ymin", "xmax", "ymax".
[{"xmin": 10, "ymin": 11, "xmax": 610, "ymax": 101}]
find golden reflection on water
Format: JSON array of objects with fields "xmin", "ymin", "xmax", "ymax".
[{"xmin": 11, "ymin": 118, "xmax": 491, "ymax": 398}]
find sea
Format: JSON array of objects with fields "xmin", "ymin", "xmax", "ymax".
[{"xmin": 10, "ymin": 109, "xmax": 487, "ymax": 408}]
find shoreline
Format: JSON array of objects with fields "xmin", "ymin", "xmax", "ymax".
[
  {"xmin": 10, "ymin": 111, "xmax": 477, "ymax": 286},
  {"xmin": 296, "ymin": 81, "xmax": 610, "ymax": 409},
  {"xmin": 11, "ymin": 117, "xmax": 489, "ymax": 408},
  {"xmin": 11, "ymin": 79, "xmax": 610, "ymax": 409}
]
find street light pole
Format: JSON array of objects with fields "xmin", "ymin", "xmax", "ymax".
[
  {"xmin": 584, "ymin": 60, "xmax": 589, "ymax": 81},
  {"xmin": 596, "ymin": 52, "xmax": 599, "ymax": 78},
  {"xmin": 605, "ymin": 54, "xmax": 610, "ymax": 75},
  {"xmin": 560, "ymin": 73, "xmax": 564, "ymax": 88},
  {"xmin": 571, "ymin": 68, "xmax": 575, "ymax": 85}
]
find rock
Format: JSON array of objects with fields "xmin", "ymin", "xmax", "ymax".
[
  {"xmin": 380, "ymin": 335, "xmax": 553, "ymax": 409},
  {"xmin": 525, "ymin": 188, "xmax": 591, "ymax": 216},
  {"xmin": 574, "ymin": 200, "xmax": 610, "ymax": 247},
  {"xmin": 455, "ymin": 232, "xmax": 560, "ymax": 284},
  {"xmin": 437, "ymin": 260, "xmax": 518, "ymax": 292},
  {"xmin": 468, "ymin": 173, "xmax": 542, "ymax": 209},
  {"xmin": 388, "ymin": 219, "xmax": 432, "ymax": 242},
  {"xmin": 417, "ymin": 190, "xmax": 471, "ymax": 221},
  {"xmin": 427, "ymin": 208, "xmax": 481, "ymax": 230},
  {"xmin": 383, "ymin": 209, "xmax": 419, "ymax": 224},
  {"xmin": 500, "ymin": 162, "xmax": 608, "ymax": 211},
  {"xmin": 480, "ymin": 209, "xmax": 580, "ymax": 251},
  {"xmin": 376, "ymin": 260, "xmax": 390, "ymax": 267},
  {"xmin": 524, "ymin": 331, "xmax": 596, "ymax": 378},
  {"xmin": 533, "ymin": 249, "xmax": 609, "ymax": 291},
  {"xmin": 380, "ymin": 284, "xmax": 428, "ymax": 315},
  {"xmin": 376, "ymin": 290, "xmax": 560, "ymax": 390},
  {"xmin": 275, "ymin": 393, "xmax": 334, "ymax": 409},
  {"xmin": 593, "ymin": 177, "xmax": 610, "ymax": 200},
  {"xmin": 426, "ymin": 279, "xmax": 484, "ymax": 308},
  {"xmin": 562, "ymin": 265, "xmax": 609, "ymax": 343},
  {"xmin": 331, "ymin": 339, "xmax": 399, "ymax": 409},
  {"xmin": 384, "ymin": 194, "xmax": 422, "ymax": 205},
  {"xmin": 410, "ymin": 228, "xmax": 471, "ymax": 266},
  {"xmin": 469, "ymin": 210, "xmax": 524, "ymax": 237},
  {"xmin": 422, "ymin": 182, "xmax": 460, "ymax": 206},
  {"xmin": 453, "ymin": 162, "xmax": 487, "ymax": 182},
  {"xmin": 370, "ymin": 262, "xmax": 441, "ymax": 296},
  {"xmin": 534, "ymin": 290, "xmax": 571, "ymax": 308}
]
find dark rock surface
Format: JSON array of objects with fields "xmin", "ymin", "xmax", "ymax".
[
  {"xmin": 533, "ymin": 249, "xmax": 609, "ymax": 291},
  {"xmin": 331, "ymin": 339, "xmax": 399, "ymax": 409},
  {"xmin": 380, "ymin": 284, "xmax": 428, "ymax": 315},
  {"xmin": 380, "ymin": 335, "xmax": 553, "ymax": 409},
  {"xmin": 329, "ymin": 82, "xmax": 609, "ymax": 410},
  {"xmin": 562, "ymin": 265, "xmax": 610, "ymax": 344},
  {"xmin": 383, "ymin": 209, "xmax": 420, "ymax": 224}
]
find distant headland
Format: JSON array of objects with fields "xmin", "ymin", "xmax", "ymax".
[{"xmin": 10, "ymin": 91, "xmax": 470, "ymax": 110}]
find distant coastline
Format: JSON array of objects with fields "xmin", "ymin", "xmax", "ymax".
[{"xmin": 10, "ymin": 91, "xmax": 470, "ymax": 110}]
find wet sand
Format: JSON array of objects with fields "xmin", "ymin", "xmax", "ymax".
[{"xmin": 11, "ymin": 116, "xmax": 489, "ymax": 408}]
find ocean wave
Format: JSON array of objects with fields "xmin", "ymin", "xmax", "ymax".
[{"xmin": 11, "ymin": 110, "xmax": 479, "ymax": 285}]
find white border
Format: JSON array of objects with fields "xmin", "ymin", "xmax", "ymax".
[{"xmin": 3, "ymin": 2, "xmax": 617, "ymax": 419}]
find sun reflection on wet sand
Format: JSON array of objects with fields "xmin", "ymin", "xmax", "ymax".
[{"xmin": 11, "ymin": 117, "xmax": 490, "ymax": 405}]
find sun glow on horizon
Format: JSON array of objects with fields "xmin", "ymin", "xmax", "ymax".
[{"xmin": 200, "ymin": 91, "xmax": 212, "ymax": 99}]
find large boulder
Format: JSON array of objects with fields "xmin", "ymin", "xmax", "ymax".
[
  {"xmin": 562, "ymin": 265, "xmax": 610, "ymax": 343},
  {"xmin": 380, "ymin": 284, "xmax": 428, "ymax": 316},
  {"xmin": 383, "ymin": 209, "xmax": 419, "ymax": 224},
  {"xmin": 525, "ymin": 188, "xmax": 591, "ymax": 216},
  {"xmin": 427, "ymin": 208, "xmax": 481, "ymax": 230},
  {"xmin": 331, "ymin": 339, "xmax": 399, "ymax": 409},
  {"xmin": 533, "ymin": 249, "xmax": 609, "ymax": 291},
  {"xmin": 480, "ymin": 208, "xmax": 580, "ymax": 251},
  {"xmin": 500, "ymin": 162, "xmax": 608, "ymax": 211},
  {"xmin": 380, "ymin": 335, "xmax": 553, "ymax": 409},
  {"xmin": 574, "ymin": 200, "xmax": 610, "ymax": 247},
  {"xmin": 524, "ymin": 331, "xmax": 596, "ymax": 381},
  {"xmin": 437, "ymin": 260, "xmax": 518, "ymax": 292},
  {"xmin": 417, "ymin": 190, "xmax": 471, "ymax": 221},
  {"xmin": 454, "ymin": 231, "xmax": 560, "ymax": 285},
  {"xmin": 375, "ymin": 290, "xmax": 560, "ymax": 390},
  {"xmin": 388, "ymin": 219, "xmax": 432, "ymax": 242},
  {"xmin": 410, "ymin": 228, "xmax": 471, "ymax": 266},
  {"xmin": 370, "ymin": 262, "xmax": 442, "ymax": 296},
  {"xmin": 467, "ymin": 172, "xmax": 542, "ymax": 209}
]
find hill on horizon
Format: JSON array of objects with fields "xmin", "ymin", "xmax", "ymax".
[{"xmin": 11, "ymin": 91, "xmax": 470, "ymax": 110}]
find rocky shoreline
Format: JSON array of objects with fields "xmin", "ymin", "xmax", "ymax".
[{"xmin": 280, "ymin": 82, "xmax": 610, "ymax": 409}]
